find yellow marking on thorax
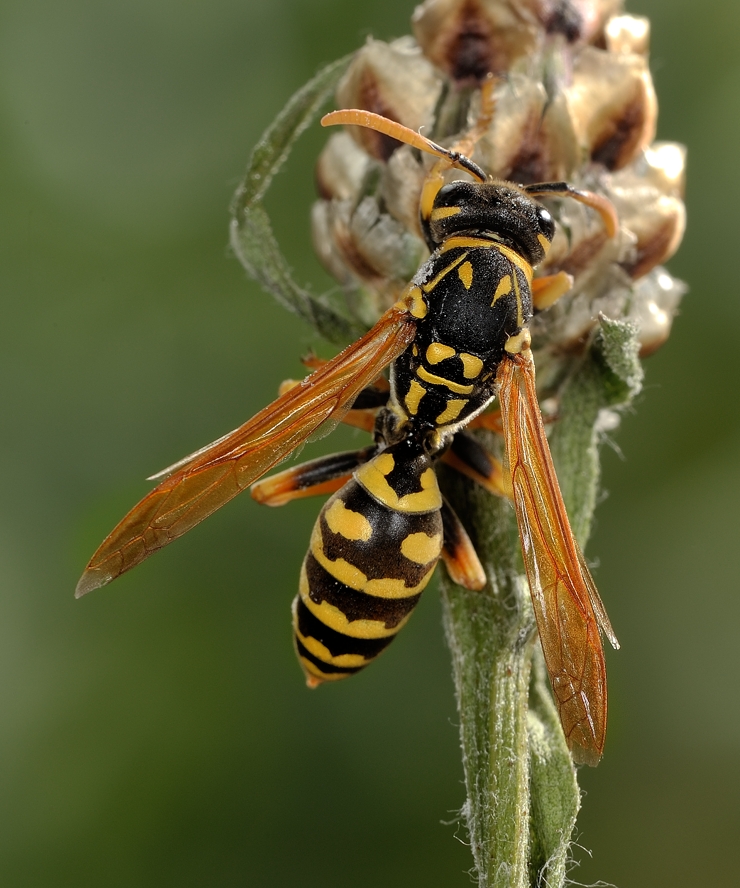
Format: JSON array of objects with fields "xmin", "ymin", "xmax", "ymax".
[
  {"xmin": 405, "ymin": 285, "xmax": 428, "ymax": 319},
  {"xmin": 324, "ymin": 499, "xmax": 373, "ymax": 542},
  {"xmin": 457, "ymin": 261, "xmax": 474, "ymax": 290},
  {"xmin": 491, "ymin": 242, "xmax": 534, "ymax": 284},
  {"xmin": 512, "ymin": 269, "xmax": 524, "ymax": 328},
  {"xmin": 416, "ymin": 365, "xmax": 474, "ymax": 395},
  {"xmin": 404, "ymin": 379, "xmax": 426, "ymax": 416},
  {"xmin": 440, "ymin": 237, "xmax": 533, "ymax": 331},
  {"xmin": 421, "ymin": 252, "xmax": 469, "ymax": 294},
  {"xmin": 435, "ymin": 399, "xmax": 467, "ymax": 424},
  {"xmin": 504, "ymin": 328, "xmax": 532, "ymax": 355},
  {"xmin": 426, "ymin": 342, "xmax": 456, "ymax": 364},
  {"xmin": 355, "ymin": 460, "xmax": 442, "ymax": 513},
  {"xmin": 430, "ymin": 205, "xmax": 461, "ymax": 221},
  {"xmin": 441, "ymin": 236, "xmax": 497, "ymax": 252},
  {"xmin": 443, "ymin": 237, "xmax": 534, "ymax": 282},
  {"xmin": 492, "ymin": 275, "xmax": 512, "ymax": 305},
  {"xmin": 459, "ymin": 353, "xmax": 483, "ymax": 378},
  {"xmin": 401, "ymin": 532, "xmax": 443, "ymax": 565}
]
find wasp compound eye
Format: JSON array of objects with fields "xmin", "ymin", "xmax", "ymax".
[{"xmin": 536, "ymin": 206, "xmax": 555, "ymax": 241}]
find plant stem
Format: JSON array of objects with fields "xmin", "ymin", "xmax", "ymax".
[{"xmin": 440, "ymin": 321, "xmax": 642, "ymax": 887}]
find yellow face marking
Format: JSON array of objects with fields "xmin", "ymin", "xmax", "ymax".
[
  {"xmin": 404, "ymin": 379, "xmax": 426, "ymax": 416},
  {"xmin": 412, "ymin": 344, "xmax": 418, "ymax": 356},
  {"xmin": 430, "ymin": 205, "xmax": 461, "ymax": 221},
  {"xmin": 400, "ymin": 532, "xmax": 443, "ymax": 565},
  {"xmin": 492, "ymin": 274, "xmax": 512, "ymax": 305},
  {"xmin": 416, "ymin": 365, "xmax": 474, "ymax": 395},
  {"xmin": 504, "ymin": 328, "xmax": 532, "ymax": 355},
  {"xmin": 324, "ymin": 498, "xmax": 373, "ymax": 542},
  {"xmin": 299, "ymin": 564, "xmax": 403, "ymax": 639},
  {"xmin": 537, "ymin": 233, "xmax": 551, "ymax": 255},
  {"xmin": 355, "ymin": 461, "xmax": 442, "ymax": 513},
  {"xmin": 405, "ymin": 285, "xmax": 428, "ymax": 319},
  {"xmin": 459, "ymin": 353, "xmax": 483, "ymax": 378},
  {"xmin": 435, "ymin": 399, "xmax": 467, "ymax": 424},
  {"xmin": 457, "ymin": 260, "xmax": 474, "ymax": 290},
  {"xmin": 421, "ymin": 252, "xmax": 469, "ymax": 294},
  {"xmin": 426, "ymin": 342, "xmax": 456, "ymax": 365}
]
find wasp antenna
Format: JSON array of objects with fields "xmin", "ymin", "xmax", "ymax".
[
  {"xmin": 321, "ymin": 110, "xmax": 486, "ymax": 183},
  {"xmin": 525, "ymin": 182, "xmax": 619, "ymax": 239}
]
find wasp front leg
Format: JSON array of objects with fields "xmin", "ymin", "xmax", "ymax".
[{"xmin": 531, "ymin": 271, "xmax": 574, "ymax": 311}]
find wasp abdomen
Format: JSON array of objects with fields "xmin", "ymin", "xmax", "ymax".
[{"xmin": 294, "ymin": 449, "xmax": 443, "ymax": 685}]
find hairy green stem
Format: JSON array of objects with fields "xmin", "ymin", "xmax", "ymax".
[{"xmin": 440, "ymin": 322, "xmax": 643, "ymax": 887}]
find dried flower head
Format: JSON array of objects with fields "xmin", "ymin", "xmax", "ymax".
[{"xmin": 312, "ymin": 0, "xmax": 685, "ymax": 368}]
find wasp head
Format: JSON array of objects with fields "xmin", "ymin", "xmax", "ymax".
[{"xmin": 428, "ymin": 181, "xmax": 555, "ymax": 266}]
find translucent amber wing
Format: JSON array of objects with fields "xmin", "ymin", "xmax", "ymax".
[
  {"xmin": 497, "ymin": 351, "xmax": 611, "ymax": 766},
  {"xmin": 76, "ymin": 305, "xmax": 416, "ymax": 597}
]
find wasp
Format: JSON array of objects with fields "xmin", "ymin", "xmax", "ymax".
[{"xmin": 77, "ymin": 94, "xmax": 620, "ymax": 766}]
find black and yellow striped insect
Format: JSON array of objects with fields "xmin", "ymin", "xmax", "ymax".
[{"xmin": 76, "ymin": 100, "xmax": 619, "ymax": 765}]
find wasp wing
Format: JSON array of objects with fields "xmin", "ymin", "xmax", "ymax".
[
  {"xmin": 497, "ymin": 351, "xmax": 615, "ymax": 766},
  {"xmin": 76, "ymin": 304, "xmax": 416, "ymax": 597}
]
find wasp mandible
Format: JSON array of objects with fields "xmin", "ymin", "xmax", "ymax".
[{"xmin": 77, "ymin": 88, "xmax": 619, "ymax": 766}]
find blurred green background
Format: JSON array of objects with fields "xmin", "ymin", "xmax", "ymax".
[{"xmin": 0, "ymin": 0, "xmax": 737, "ymax": 885}]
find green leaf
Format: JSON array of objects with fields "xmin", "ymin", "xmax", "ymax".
[
  {"xmin": 230, "ymin": 55, "xmax": 360, "ymax": 344},
  {"xmin": 548, "ymin": 318, "xmax": 644, "ymax": 545}
]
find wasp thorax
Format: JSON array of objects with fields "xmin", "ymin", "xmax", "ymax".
[{"xmin": 430, "ymin": 181, "xmax": 554, "ymax": 265}]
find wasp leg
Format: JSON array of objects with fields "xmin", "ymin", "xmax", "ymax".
[
  {"xmin": 251, "ymin": 446, "xmax": 377, "ymax": 507},
  {"xmin": 420, "ymin": 74, "xmax": 499, "ymax": 248},
  {"xmin": 442, "ymin": 430, "xmax": 509, "ymax": 498},
  {"xmin": 467, "ymin": 409, "xmax": 503, "ymax": 434},
  {"xmin": 440, "ymin": 498, "xmax": 486, "ymax": 591},
  {"xmin": 299, "ymin": 353, "xmax": 390, "ymax": 391},
  {"xmin": 277, "ymin": 377, "xmax": 389, "ymax": 432},
  {"xmin": 532, "ymin": 271, "xmax": 575, "ymax": 311}
]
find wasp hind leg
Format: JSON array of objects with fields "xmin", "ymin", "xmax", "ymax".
[
  {"xmin": 250, "ymin": 446, "xmax": 377, "ymax": 507},
  {"xmin": 440, "ymin": 498, "xmax": 486, "ymax": 591},
  {"xmin": 441, "ymin": 430, "xmax": 509, "ymax": 498}
]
